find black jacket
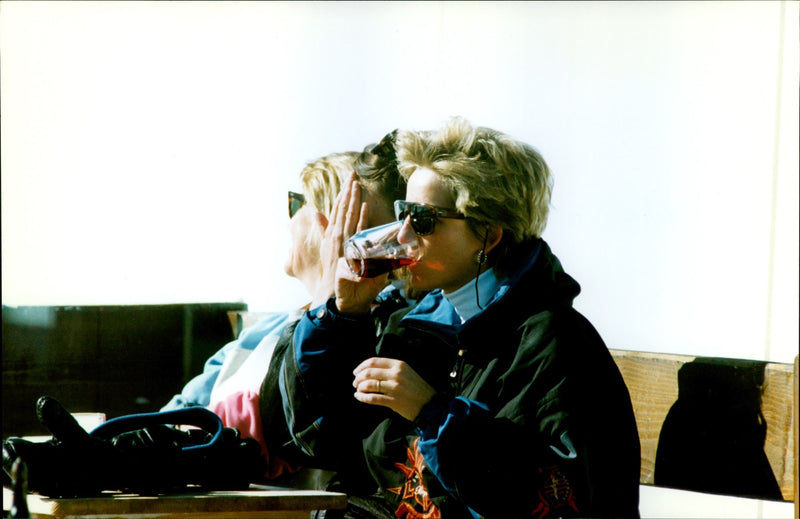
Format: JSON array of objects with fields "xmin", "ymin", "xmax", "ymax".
[{"xmin": 276, "ymin": 239, "xmax": 641, "ymax": 518}]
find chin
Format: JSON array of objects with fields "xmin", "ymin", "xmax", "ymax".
[
  {"xmin": 408, "ymin": 272, "xmax": 432, "ymax": 292},
  {"xmin": 408, "ymin": 263, "xmax": 439, "ymax": 291}
]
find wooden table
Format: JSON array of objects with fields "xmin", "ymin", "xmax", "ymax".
[{"xmin": 3, "ymin": 485, "xmax": 347, "ymax": 518}]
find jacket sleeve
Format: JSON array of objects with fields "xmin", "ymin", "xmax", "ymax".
[
  {"xmin": 277, "ymin": 298, "xmax": 382, "ymax": 468},
  {"xmin": 161, "ymin": 312, "xmax": 292, "ymax": 411},
  {"xmin": 160, "ymin": 340, "xmax": 236, "ymax": 411}
]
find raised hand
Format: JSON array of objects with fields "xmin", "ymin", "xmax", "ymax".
[
  {"xmin": 311, "ymin": 172, "xmax": 363, "ymax": 308},
  {"xmin": 311, "ymin": 172, "xmax": 390, "ymax": 314}
]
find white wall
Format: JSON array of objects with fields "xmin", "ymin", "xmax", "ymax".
[{"xmin": 1, "ymin": 3, "xmax": 797, "ymax": 514}]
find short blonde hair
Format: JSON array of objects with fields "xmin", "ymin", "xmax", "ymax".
[
  {"xmin": 298, "ymin": 140, "xmax": 407, "ymax": 252},
  {"xmin": 299, "ymin": 152, "xmax": 359, "ymax": 250},
  {"xmin": 300, "ymin": 152, "xmax": 360, "ymax": 216},
  {"xmin": 396, "ymin": 118, "xmax": 552, "ymax": 275}
]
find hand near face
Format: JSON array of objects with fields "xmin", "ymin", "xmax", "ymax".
[
  {"xmin": 332, "ymin": 257, "xmax": 389, "ymax": 315},
  {"xmin": 311, "ymin": 172, "xmax": 363, "ymax": 308},
  {"xmin": 353, "ymin": 357, "xmax": 436, "ymax": 422},
  {"xmin": 327, "ymin": 175, "xmax": 391, "ymax": 315}
]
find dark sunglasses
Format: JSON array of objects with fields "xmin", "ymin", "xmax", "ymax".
[
  {"xmin": 288, "ymin": 191, "xmax": 306, "ymax": 219},
  {"xmin": 394, "ymin": 200, "xmax": 465, "ymax": 236}
]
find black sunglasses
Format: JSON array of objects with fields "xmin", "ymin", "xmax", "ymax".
[
  {"xmin": 288, "ymin": 191, "xmax": 306, "ymax": 219},
  {"xmin": 394, "ymin": 200, "xmax": 465, "ymax": 236}
]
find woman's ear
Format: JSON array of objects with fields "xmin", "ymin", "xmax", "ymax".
[{"xmin": 483, "ymin": 224, "xmax": 504, "ymax": 255}]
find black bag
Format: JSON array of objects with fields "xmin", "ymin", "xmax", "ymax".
[{"xmin": 3, "ymin": 396, "xmax": 266, "ymax": 497}]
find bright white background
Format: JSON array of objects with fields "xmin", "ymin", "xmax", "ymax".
[{"xmin": 1, "ymin": 3, "xmax": 797, "ymax": 515}]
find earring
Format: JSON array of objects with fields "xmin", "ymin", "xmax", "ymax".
[{"xmin": 475, "ymin": 250, "xmax": 487, "ymax": 265}]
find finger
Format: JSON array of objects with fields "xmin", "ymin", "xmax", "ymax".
[
  {"xmin": 353, "ymin": 357, "xmax": 397, "ymax": 375},
  {"xmin": 352, "ymin": 367, "xmax": 387, "ymax": 387},
  {"xmin": 329, "ymin": 174, "xmax": 354, "ymax": 231},
  {"xmin": 354, "ymin": 377, "xmax": 386, "ymax": 394},
  {"xmin": 354, "ymin": 390, "xmax": 393, "ymax": 407},
  {"xmin": 356, "ymin": 202, "xmax": 369, "ymax": 233},
  {"xmin": 338, "ymin": 171, "xmax": 357, "ymax": 213},
  {"xmin": 343, "ymin": 181, "xmax": 361, "ymax": 239},
  {"xmin": 328, "ymin": 190, "xmax": 346, "ymax": 231},
  {"xmin": 326, "ymin": 185, "xmax": 353, "ymax": 255}
]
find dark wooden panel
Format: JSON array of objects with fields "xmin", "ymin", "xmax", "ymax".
[{"xmin": 2, "ymin": 303, "xmax": 246, "ymax": 437}]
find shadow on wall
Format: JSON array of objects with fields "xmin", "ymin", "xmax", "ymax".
[{"xmin": 654, "ymin": 357, "xmax": 783, "ymax": 500}]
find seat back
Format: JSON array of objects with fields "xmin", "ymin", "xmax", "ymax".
[{"xmin": 610, "ymin": 349, "xmax": 797, "ymax": 511}]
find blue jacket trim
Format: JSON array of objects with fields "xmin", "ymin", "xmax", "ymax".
[
  {"xmin": 293, "ymin": 298, "xmax": 371, "ymax": 375},
  {"xmin": 416, "ymin": 396, "xmax": 490, "ymax": 490}
]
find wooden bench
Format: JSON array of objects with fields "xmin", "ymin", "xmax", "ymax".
[
  {"xmin": 610, "ymin": 349, "xmax": 798, "ymax": 516},
  {"xmin": 2, "ymin": 485, "xmax": 346, "ymax": 518}
]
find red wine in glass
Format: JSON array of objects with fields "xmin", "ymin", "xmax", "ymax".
[{"xmin": 348, "ymin": 256, "xmax": 415, "ymax": 278}]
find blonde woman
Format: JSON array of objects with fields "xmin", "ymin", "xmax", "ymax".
[{"xmin": 280, "ymin": 119, "xmax": 640, "ymax": 518}]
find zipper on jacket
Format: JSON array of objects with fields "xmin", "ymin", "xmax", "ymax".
[
  {"xmin": 402, "ymin": 321, "xmax": 465, "ymax": 392},
  {"xmin": 449, "ymin": 349, "xmax": 467, "ymax": 393}
]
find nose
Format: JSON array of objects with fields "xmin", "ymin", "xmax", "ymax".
[{"xmin": 397, "ymin": 217, "xmax": 416, "ymax": 245}]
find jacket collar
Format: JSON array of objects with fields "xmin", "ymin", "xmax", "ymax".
[{"xmin": 402, "ymin": 239, "xmax": 558, "ymax": 330}]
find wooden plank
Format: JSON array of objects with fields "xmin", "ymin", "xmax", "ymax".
[
  {"xmin": 3, "ymin": 487, "xmax": 347, "ymax": 519},
  {"xmin": 610, "ymin": 349, "xmax": 688, "ymax": 486},
  {"xmin": 762, "ymin": 361, "xmax": 795, "ymax": 501},
  {"xmin": 609, "ymin": 349, "xmax": 796, "ymax": 501},
  {"xmin": 794, "ymin": 355, "xmax": 798, "ymax": 518}
]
